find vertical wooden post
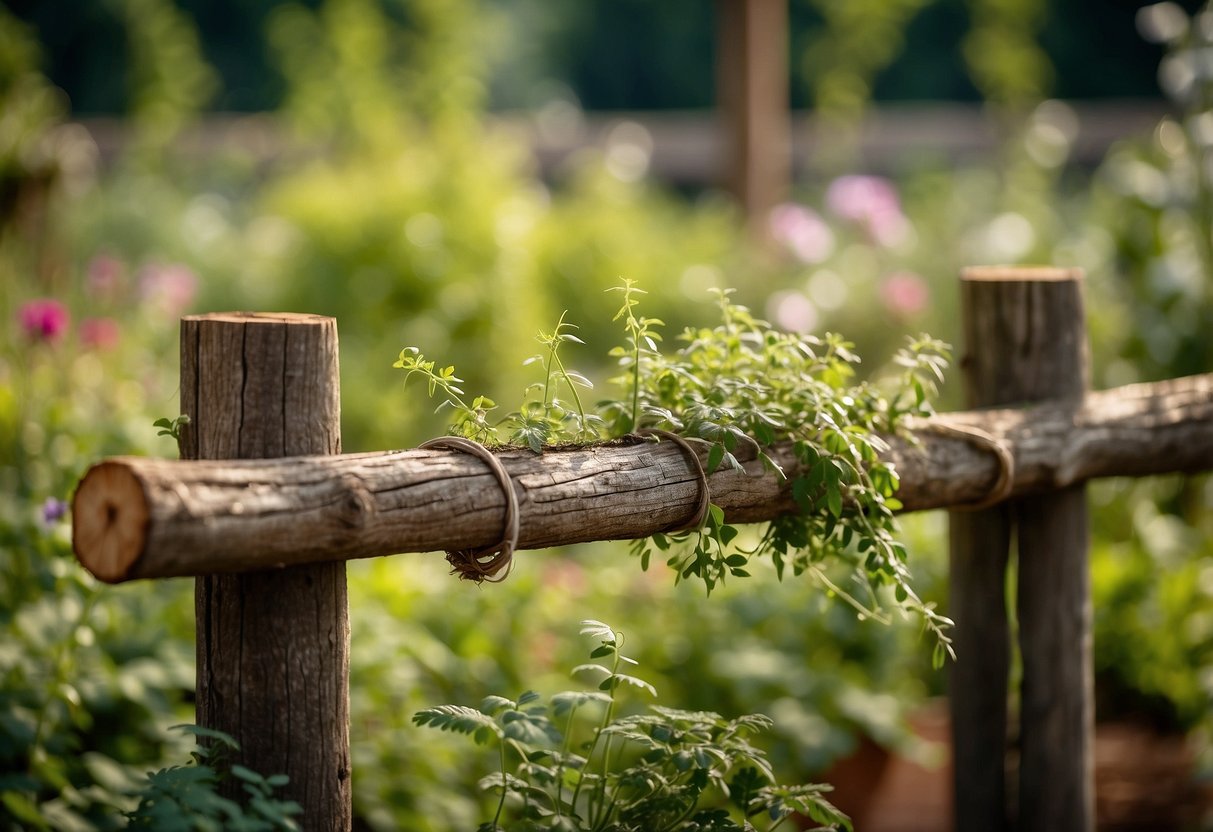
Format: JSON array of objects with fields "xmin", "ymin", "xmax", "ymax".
[
  {"xmin": 716, "ymin": 0, "xmax": 790, "ymax": 228},
  {"xmin": 950, "ymin": 267, "xmax": 1092, "ymax": 832},
  {"xmin": 947, "ymin": 510, "xmax": 1012, "ymax": 832},
  {"xmin": 180, "ymin": 313, "xmax": 351, "ymax": 830}
]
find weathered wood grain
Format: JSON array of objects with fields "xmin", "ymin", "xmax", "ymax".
[
  {"xmin": 71, "ymin": 371, "xmax": 1213, "ymax": 584},
  {"xmin": 949, "ymin": 266, "xmax": 1095, "ymax": 832},
  {"xmin": 182, "ymin": 313, "xmax": 352, "ymax": 831},
  {"xmin": 986, "ymin": 270, "xmax": 1093, "ymax": 832}
]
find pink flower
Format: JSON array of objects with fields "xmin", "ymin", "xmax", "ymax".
[
  {"xmin": 86, "ymin": 253, "xmax": 126, "ymax": 298},
  {"xmin": 139, "ymin": 263, "xmax": 198, "ymax": 318},
  {"xmin": 768, "ymin": 203, "xmax": 835, "ymax": 264},
  {"xmin": 879, "ymin": 271, "xmax": 930, "ymax": 318},
  {"xmin": 826, "ymin": 175, "xmax": 910, "ymax": 247},
  {"xmin": 767, "ymin": 290, "xmax": 819, "ymax": 333},
  {"xmin": 80, "ymin": 317, "xmax": 121, "ymax": 351},
  {"xmin": 18, "ymin": 299, "xmax": 70, "ymax": 344}
]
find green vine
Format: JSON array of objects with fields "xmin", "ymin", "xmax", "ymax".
[{"xmin": 396, "ymin": 282, "xmax": 955, "ymax": 664}]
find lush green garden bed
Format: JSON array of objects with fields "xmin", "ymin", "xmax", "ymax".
[{"xmin": 1, "ymin": 1, "xmax": 1211, "ymax": 828}]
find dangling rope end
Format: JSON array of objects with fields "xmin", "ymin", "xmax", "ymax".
[{"xmin": 421, "ymin": 436, "xmax": 520, "ymax": 582}]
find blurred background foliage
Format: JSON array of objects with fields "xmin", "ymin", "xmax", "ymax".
[{"xmin": 1, "ymin": 0, "xmax": 1212, "ymax": 828}]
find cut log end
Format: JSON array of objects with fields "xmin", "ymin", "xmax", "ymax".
[
  {"xmin": 72, "ymin": 461, "xmax": 150, "ymax": 583},
  {"xmin": 961, "ymin": 265, "xmax": 1083, "ymax": 283},
  {"xmin": 181, "ymin": 311, "xmax": 333, "ymax": 325}
]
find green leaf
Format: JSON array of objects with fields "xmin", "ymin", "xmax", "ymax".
[
  {"xmin": 502, "ymin": 710, "xmax": 560, "ymax": 745},
  {"xmin": 804, "ymin": 460, "xmax": 826, "ymax": 494},
  {"xmin": 171, "ymin": 723, "xmax": 241, "ymax": 751},
  {"xmin": 2, "ymin": 792, "xmax": 48, "ymax": 828},
  {"xmin": 230, "ymin": 764, "xmax": 263, "ymax": 784},
  {"xmin": 824, "ymin": 464, "xmax": 843, "ymax": 518},
  {"xmin": 551, "ymin": 690, "xmax": 611, "ymax": 716},
  {"xmin": 480, "ymin": 695, "xmax": 515, "ymax": 715},
  {"xmin": 611, "ymin": 673, "xmax": 657, "ymax": 696},
  {"xmin": 578, "ymin": 620, "xmax": 615, "ymax": 641},
  {"xmin": 413, "ymin": 705, "xmax": 503, "ymax": 743}
]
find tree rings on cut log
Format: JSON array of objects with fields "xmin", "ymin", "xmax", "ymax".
[{"xmin": 72, "ymin": 461, "xmax": 149, "ymax": 583}]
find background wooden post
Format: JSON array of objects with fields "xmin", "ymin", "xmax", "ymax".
[
  {"xmin": 180, "ymin": 312, "xmax": 351, "ymax": 830},
  {"xmin": 716, "ymin": 0, "xmax": 789, "ymax": 228},
  {"xmin": 951, "ymin": 267, "xmax": 1093, "ymax": 831}
]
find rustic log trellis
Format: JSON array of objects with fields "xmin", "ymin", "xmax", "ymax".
[
  {"xmin": 74, "ymin": 374, "xmax": 1213, "ymax": 583},
  {"xmin": 71, "ymin": 271, "xmax": 1213, "ymax": 832}
]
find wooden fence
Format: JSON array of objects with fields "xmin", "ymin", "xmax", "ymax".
[{"xmin": 71, "ymin": 269, "xmax": 1213, "ymax": 831}]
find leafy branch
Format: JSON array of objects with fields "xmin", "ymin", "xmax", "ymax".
[{"xmin": 396, "ymin": 282, "xmax": 956, "ymax": 658}]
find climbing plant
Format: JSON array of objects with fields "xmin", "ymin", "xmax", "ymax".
[{"xmin": 396, "ymin": 281, "xmax": 955, "ymax": 666}]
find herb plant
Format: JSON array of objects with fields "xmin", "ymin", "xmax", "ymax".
[
  {"xmin": 152, "ymin": 415, "xmax": 190, "ymax": 443},
  {"xmin": 397, "ymin": 282, "xmax": 955, "ymax": 663},
  {"xmin": 125, "ymin": 725, "xmax": 301, "ymax": 831},
  {"xmin": 414, "ymin": 620, "xmax": 852, "ymax": 832}
]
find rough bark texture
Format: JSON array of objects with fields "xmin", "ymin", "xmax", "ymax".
[
  {"xmin": 950, "ymin": 267, "xmax": 1094, "ymax": 832},
  {"xmin": 948, "ymin": 506, "xmax": 1012, "ymax": 832},
  {"xmin": 71, "ymin": 373, "xmax": 1213, "ymax": 583},
  {"xmin": 984, "ymin": 272, "xmax": 1094, "ymax": 832},
  {"xmin": 181, "ymin": 313, "xmax": 351, "ymax": 831}
]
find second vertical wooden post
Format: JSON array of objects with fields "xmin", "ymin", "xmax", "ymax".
[
  {"xmin": 180, "ymin": 313, "xmax": 352, "ymax": 830},
  {"xmin": 951, "ymin": 266, "xmax": 1093, "ymax": 832}
]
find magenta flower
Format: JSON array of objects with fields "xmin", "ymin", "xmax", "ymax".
[
  {"xmin": 86, "ymin": 253, "xmax": 126, "ymax": 298},
  {"xmin": 826, "ymin": 175, "xmax": 910, "ymax": 247},
  {"xmin": 879, "ymin": 271, "xmax": 930, "ymax": 318},
  {"xmin": 139, "ymin": 263, "xmax": 198, "ymax": 318},
  {"xmin": 80, "ymin": 317, "xmax": 121, "ymax": 351},
  {"xmin": 768, "ymin": 203, "xmax": 835, "ymax": 264},
  {"xmin": 18, "ymin": 299, "xmax": 70, "ymax": 344}
]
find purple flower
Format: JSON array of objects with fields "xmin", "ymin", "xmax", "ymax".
[
  {"xmin": 768, "ymin": 203, "xmax": 836, "ymax": 264},
  {"xmin": 18, "ymin": 299, "xmax": 70, "ymax": 344},
  {"xmin": 41, "ymin": 497, "xmax": 68, "ymax": 525},
  {"xmin": 826, "ymin": 175, "xmax": 910, "ymax": 247},
  {"xmin": 139, "ymin": 263, "xmax": 198, "ymax": 318}
]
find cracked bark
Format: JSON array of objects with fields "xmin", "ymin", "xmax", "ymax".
[{"xmin": 180, "ymin": 313, "xmax": 351, "ymax": 831}]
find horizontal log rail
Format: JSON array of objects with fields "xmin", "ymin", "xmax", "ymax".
[{"xmin": 72, "ymin": 373, "xmax": 1213, "ymax": 583}]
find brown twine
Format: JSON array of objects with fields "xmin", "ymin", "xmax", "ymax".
[
  {"xmin": 634, "ymin": 428, "xmax": 711, "ymax": 532},
  {"xmin": 419, "ymin": 436, "xmax": 519, "ymax": 583},
  {"xmin": 919, "ymin": 421, "xmax": 1015, "ymax": 511}
]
